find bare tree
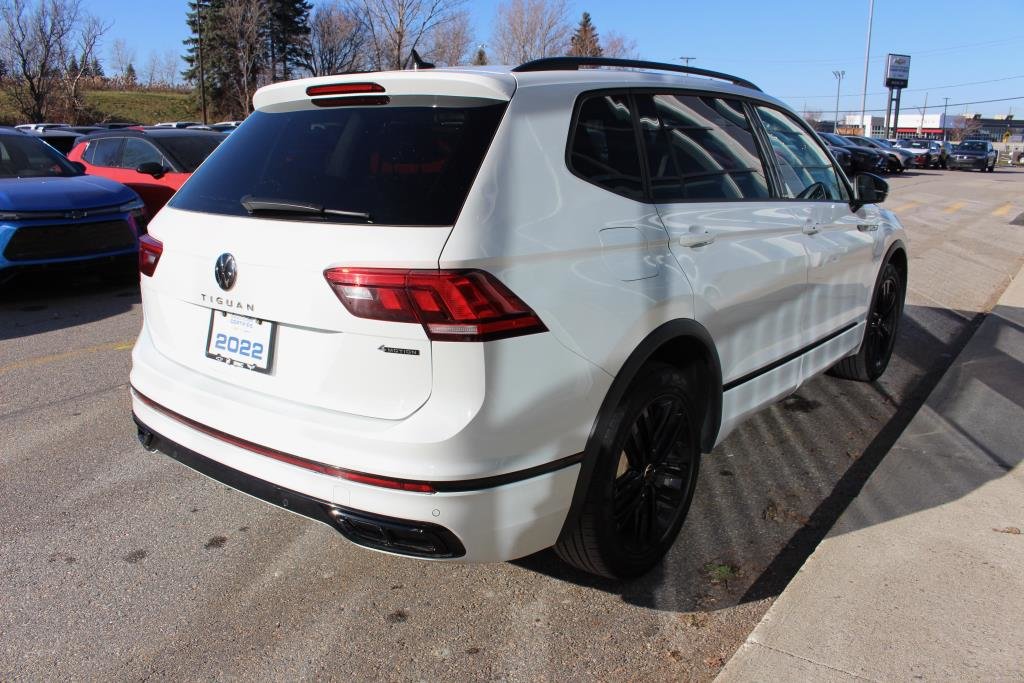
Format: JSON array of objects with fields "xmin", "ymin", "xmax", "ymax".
[
  {"xmin": 360, "ymin": 0, "xmax": 465, "ymax": 71},
  {"xmin": 159, "ymin": 48, "xmax": 178, "ymax": 86},
  {"xmin": 142, "ymin": 50, "xmax": 159, "ymax": 87},
  {"xmin": 950, "ymin": 115, "xmax": 983, "ymax": 143},
  {"xmin": 423, "ymin": 9, "xmax": 472, "ymax": 67},
  {"xmin": 0, "ymin": 0, "xmax": 82, "ymax": 122},
  {"xmin": 491, "ymin": 0, "xmax": 570, "ymax": 65},
  {"xmin": 220, "ymin": 0, "xmax": 267, "ymax": 116},
  {"xmin": 601, "ymin": 30, "xmax": 638, "ymax": 60},
  {"xmin": 55, "ymin": 11, "xmax": 108, "ymax": 122},
  {"xmin": 109, "ymin": 37, "xmax": 134, "ymax": 79},
  {"xmin": 300, "ymin": 0, "xmax": 365, "ymax": 76}
]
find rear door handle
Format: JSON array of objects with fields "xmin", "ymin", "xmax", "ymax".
[{"xmin": 678, "ymin": 229, "xmax": 715, "ymax": 248}]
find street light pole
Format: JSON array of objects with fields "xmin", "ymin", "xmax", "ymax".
[
  {"xmin": 943, "ymin": 97, "xmax": 950, "ymax": 141},
  {"xmin": 833, "ymin": 70, "xmax": 845, "ymax": 133},
  {"xmin": 196, "ymin": 0, "xmax": 208, "ymax": 125},
  {"xmin": 859, "ymin": 0, "xmax": 875, "ymax": 135}
]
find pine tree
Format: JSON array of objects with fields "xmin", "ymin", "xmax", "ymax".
[
  {"xmin": 267, "ymin": 0, "xmax": 311, "ymax": 82},
  {"xmin": 568, "ymin": 12, "xmax": 602, "ymax": 57},
  {"xmin": 67, "ymin": 54, "xmax": 79, "ymax": 75},
  {"xmin": 91, "ymin": 57, "xmax": 104, "ymax": 79},
  {"xmin": 472, "ymin": 47, "xmax": 488, "ymax": 66},
  {"xmin": 125, "ymin": 62, "xmax": 137, "ymax": 85}
]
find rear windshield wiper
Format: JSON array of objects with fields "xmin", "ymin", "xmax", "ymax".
[{"xmin": 240, "ymin": 196, "xmax": 371, "ymax": 222}]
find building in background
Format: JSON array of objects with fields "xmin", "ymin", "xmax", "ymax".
[{"xmin": 842, "ymin": 113, "xmax": 1023, "ymax": 141}]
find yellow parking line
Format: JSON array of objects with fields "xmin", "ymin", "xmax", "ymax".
[
  {"xmin": 943, "ymin": 201, "xmax": 966, "ymax": 214},
  {"xmin": 890, "ymin": 201, "xmax": 920, "ymax": 213},
  {"xmin": 0, "ymin": 340, "xmax": 134, "ymax": 375},
  {"xmin": 992, "ymin": 203, "xmax": 1013, "ymax": 217}
]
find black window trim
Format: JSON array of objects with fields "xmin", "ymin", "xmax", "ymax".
[{"xmin": 565, "ymin": 87, "xmax": 854, "ymax": 205}]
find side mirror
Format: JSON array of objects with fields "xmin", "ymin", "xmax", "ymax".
[
  {"xmin": 852, "ymin": 172, "xmax": 888, "ymax": 210},
  {"xmin": 69, "ymin": 161, "xmax": 86, "ymax": 175},
  {"xmin": 136, "ymin": 161, "xmax": 166, "ymax": 178}
]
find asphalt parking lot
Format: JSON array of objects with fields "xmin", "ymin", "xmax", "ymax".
[{"xmin": 2, "ymin": 168, "xmax": 1023, "ymax": 681}]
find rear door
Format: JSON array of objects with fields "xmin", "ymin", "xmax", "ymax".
[
  {"xmin": 141, "ymin": 92, "xmax": 509, "ymax": 421},
  {"xmin": 639, "ymin": 92, "xmax": 809, "ymax": 390}
]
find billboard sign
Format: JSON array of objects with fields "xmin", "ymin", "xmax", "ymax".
[{"xmin": 885, "ymin": 53, "xmax": 910, "ymax": 89}]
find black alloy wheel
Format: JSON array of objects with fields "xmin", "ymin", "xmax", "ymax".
[
  {"xmin": 828, "ymin": 260, "xmax": 905, "ymax": 382},
  {"xmin": 612, "ymin": 393, "xmax": 698, "ymax": 556},
  {"xmin": 555, "ymin": 362, "xmax": 701, "ymax": 578},
  {"xmin": 864, "ymin": 265, "xmax": 901, "ymax": 376}
]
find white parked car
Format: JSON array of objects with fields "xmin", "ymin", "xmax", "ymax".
[{"xmin": 130, "ymin": 57, "xmax": 907, "ymax": 578}]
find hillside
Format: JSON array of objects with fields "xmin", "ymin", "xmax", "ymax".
[{"xmin": 0, "ymin": 89, "xmax": 200, "ymax": 126}]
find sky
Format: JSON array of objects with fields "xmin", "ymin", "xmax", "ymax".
[{"xmin": 86, "ymin": 0, "xmax": 1024, "ymax": 117}]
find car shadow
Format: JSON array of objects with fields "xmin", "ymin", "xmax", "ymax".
[
  {"xmin": 0, "ymin": 262, "xmax": 140, "ymax": 341},
  {"xmin": 513, "ymin": 302, "xmax": 995, "ymax": 613}
]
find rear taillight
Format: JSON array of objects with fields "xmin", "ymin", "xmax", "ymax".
[
  {"xmin": 138, "ymin": 234, "xmax": 163, "ymax": 277},
  {"xmin": 324, "ymin": 268, "xmax": 547, "ymax": 342}
]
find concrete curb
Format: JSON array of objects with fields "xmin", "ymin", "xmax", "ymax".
[{"xmin": 716, "ymin": 264, "xmax": 1024, "ymax": 682}]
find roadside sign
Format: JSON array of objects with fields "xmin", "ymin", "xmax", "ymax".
[{"xmin": 885, "ymin": 54, "xmax": 910, "ymax": 89}]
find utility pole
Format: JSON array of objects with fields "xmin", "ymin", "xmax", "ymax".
[
  {"xmin": 859, "ymin": 0, "xmax": 875, "ymax": 135},
  {"xmin": 196, "ymin": 0, "xmax": 208, "ymax": 125},
  {"xmin": 942, "ymin": 97, "xmax": 950, "ymax": 141},
  {"xmin": 679, "ymin": 56, "xmax": 696, "ymax": 66},
  {"xmin": 833, "ymin": 70, "xmax": 845, "ymax": 133}
]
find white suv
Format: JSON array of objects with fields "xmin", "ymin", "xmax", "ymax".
[{"xmin": 130, "ymin": 57, "xmax": 907, "ymax": 579}]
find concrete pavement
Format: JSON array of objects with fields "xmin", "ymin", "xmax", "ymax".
[{"xmin": 717, "ymin": 268, "xmax": 1024, "ymax": 681}]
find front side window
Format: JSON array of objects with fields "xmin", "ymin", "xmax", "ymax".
[
  {"xmin": 158, "ymin": 134, "xmax": 223, "ymax": 172},
  {"xmin": 569, "ymin": 93, "xmax": 644, "ymax": 200},
  {"xmin": 637, "ymin": 94, "xmax": 770, "ymax": 201},
  {"xmin": 754, "ymin": 106, "xmax": 846, "ymax": 201},
  {"xmin": 119, "ymin": 138, "xmax": 168, "ymax": 170}
]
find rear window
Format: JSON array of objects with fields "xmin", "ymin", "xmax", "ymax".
[
  {"xmin": 170, "ymin": 102, "xmax": 507, "ymax": 226},
  {"xmin": 157, "ymin": 134, "xmax": 224, "ymax": 172}
]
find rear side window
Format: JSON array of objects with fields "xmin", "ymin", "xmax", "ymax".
[
  {"xmin": 86, "ymin": 137, "xmax": 123, "ymax": 167},
  {"xmin": 170, "ymin": 102, "xmax": 507, "ymax": 226},
  {"xmin": 569, "ymin": 93, "xmax": 644, "ymax": 200},
  {"xmin": 754, "ymin": 106, "xmax": 847, "ymax": 201},
  {"xmin": 637, "ymin": 94, "xmax": 770, "ymax": 201}
]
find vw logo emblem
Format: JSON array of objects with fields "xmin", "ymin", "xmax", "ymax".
[{"xmin": 214, "ymin": 253, "xmax": 237, "ymax": 291}]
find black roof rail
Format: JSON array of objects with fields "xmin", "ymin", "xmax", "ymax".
[{"xmin": 511, "ymin": 57, "xmax": 761, "ymax": 92}]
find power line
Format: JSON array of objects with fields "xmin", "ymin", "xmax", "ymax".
[
  {"xmin": 779, "ymin": 74, "xmax": 1024, "ymax": 100},
  {"xmin": 828, "ymin": 95, "xmax": 1024, "ymax": 115}
]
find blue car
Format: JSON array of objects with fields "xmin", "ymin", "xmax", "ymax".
[{"xmin": 1, "ymin": 128, "xmax": 146, "ymax": 282}]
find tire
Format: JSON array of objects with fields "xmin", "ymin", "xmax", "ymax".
[
  {"xmin": 555, "ymin": 362, "xmax": 702, "ymax": 579},
  {"xmin": 829, "ymin": 261, "xmax": 904, "ymax": 382},
  {"xmin": 987, "ymin": 160, "xmax": 995, "ymax": 172}
]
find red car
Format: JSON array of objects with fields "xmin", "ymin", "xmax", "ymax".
[{"xmin": 68, "ymin": 128, "xmax": 226, "ymax": 219}]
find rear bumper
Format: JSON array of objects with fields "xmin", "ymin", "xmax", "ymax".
[
  {"xmin": 130, "ymin": 389, "xmax": 583, "ymax": 563},
  {"xmin": 134, "ymin": 415, "xmax": 467, "ymax": 558}
]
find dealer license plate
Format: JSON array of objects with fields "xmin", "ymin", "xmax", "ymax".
[{"xmin": 205, "ymin": 310, "xmax": 275, "ymax": 373}]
